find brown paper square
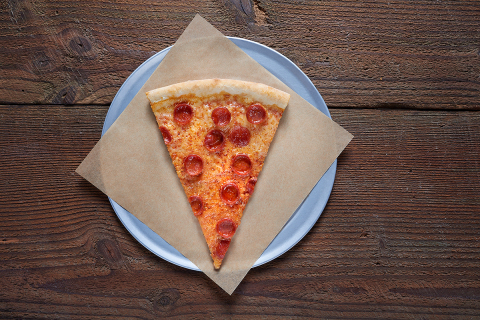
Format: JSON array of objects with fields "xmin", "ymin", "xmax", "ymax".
[{"xmin": 76, "ymin": 15, "xmax": 353, "ymax": 294}]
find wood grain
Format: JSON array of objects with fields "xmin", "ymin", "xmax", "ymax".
[
  {"xmin": 1, "ymin": 0, "xmax": 479, "ymax": 317},
  {"xmin": 1, "ymin": 0, "xmax": 479, "ymax": 109},
  {"xmin": 1, "ymin": 105, "xmax": 479, "ymax": 318}
]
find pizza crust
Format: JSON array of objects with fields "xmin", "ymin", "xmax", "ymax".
[{"xmin": 146, "ymin": 79, "xmax": 290, "ymax": 110}]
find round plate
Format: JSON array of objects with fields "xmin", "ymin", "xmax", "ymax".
[{"xmin": 103, "ymin": 37, "xmax": 337, "ymax": 271}]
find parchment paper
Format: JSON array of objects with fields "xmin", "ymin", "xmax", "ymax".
[{"xmin": 76, "ymin": 15, "xmax": 353, "ymax": 294}]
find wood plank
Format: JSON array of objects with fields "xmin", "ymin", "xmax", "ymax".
[
  {"xmin": 0, "ymin": 105, "xmax": 479, "ymax": 317},
  {"xmin": 1, "ymin": 0, "xmax": 479, "ymax": 109}
]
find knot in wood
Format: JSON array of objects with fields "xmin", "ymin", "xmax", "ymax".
[
  {"xmin": 69, "ymin": 36, "xmax": 92, "ymax": 55},
  {"xmin": 152, "ymin": 289, "xmax": 181, "ymax": 311},
  {"xmin": 52, "ymin": 86, "xmax": 77, "ymax": 105},
  {"xmin": 96, "ymin": 239, "xmax": 124, "ymax": 266}
]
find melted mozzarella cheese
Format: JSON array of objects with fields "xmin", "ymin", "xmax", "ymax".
[{"xmin": 151, "ymin": 92, "xmax": 283, "ymax": 268}]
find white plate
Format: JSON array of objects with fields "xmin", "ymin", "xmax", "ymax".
[{"xmin": 103, "ymin": 37, "xmax": 336, "ymax": 271}]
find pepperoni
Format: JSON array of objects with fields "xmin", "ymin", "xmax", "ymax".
[
  {"xmin": 173, "ymin": 103, "xmax": 193, "ymax": 125},
  {"xmin": 212, "ymin": 107, "xmax": 231, "ymax": 127},
  {"xmin": 183, "ymin": 154, "xmax": 203, "ymax": 176},
  {"xmin": 204, "ymin": 129, "xmax": 225, "ymax": 152},
  {"xmin": 232, "ymin": 154, "xmax": 252, "ymax": 175},
  {"xmin": 220, "ymin": 182, "xmax": 240, "ymax": 204},
  {"xmin": 159, "ymin": 126, "xmax": 172, "ymax": 144},
  {"xmin": 216, "ymin": 218, "xmax": 237, "ymax": 239},
  {"xmin": 246, "ymin": 178, "xmax": 257, "ymax": 194},
  {"xmin": 246, "ymin": 103, "xmax": 267, "ymax": 124},
  {"xmin": 229, "ymin": 126, "xmax": 251, "ymax": 147},
  {"xmin": 189, "ymin": 196, "xmax": 203, "ymax": 216},
  {"xmin": 215, "ymin": 239, "xmax": 231, "ymax": 259}
]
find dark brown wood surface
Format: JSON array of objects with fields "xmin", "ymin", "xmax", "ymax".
[{"xmin": 1, "ymin": 0, "xmax": 479, "ymax": 318}]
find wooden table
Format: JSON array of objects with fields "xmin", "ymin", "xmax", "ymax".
[{"xmin": 1, "ymin": 1, "xmax": 479, "ymax": 318}]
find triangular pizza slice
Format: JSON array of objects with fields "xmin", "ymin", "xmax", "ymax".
[{"xmin": 146, "ymin": 79, "xmax": 290, "ymax": 269}]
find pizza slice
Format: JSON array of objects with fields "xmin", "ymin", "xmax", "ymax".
[{"xmin": 146, "ymin": 79, "xmax": 290, "ymax": 269}]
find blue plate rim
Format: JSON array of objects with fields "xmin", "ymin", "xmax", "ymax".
[{"xmin": 102, "ymin": 37, "xmax": 336, "ymax": 271}]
